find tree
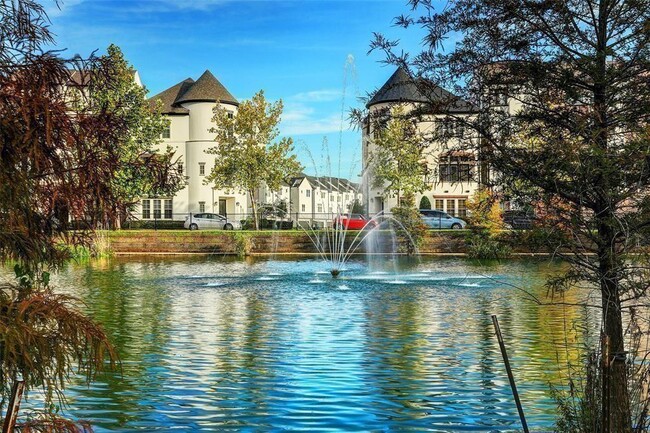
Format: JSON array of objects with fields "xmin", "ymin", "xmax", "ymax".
[
  {"xmin": 0, "ymin": 0, "xmax": 178, "ymax": 427},
  {"xmin": 419, "ymin": 196, "xmax": 432, "ymax": 210},
  {"xmin": 372, "ymin": 0, "xmax": 650, "ymax": 431},
  {"xmin": 368, "ymin": 104, "xmax": 429, "ymax": 208},
  {"xmin": 89, "ymin": 44, "xmax": 183, "ymax": 229},
  {"xmin": 466, "ymin": 188, "xmax": 503, "ymax": 234},
  {"xmin": 351, "ymin": 198, "xmax": 366, "ymax": 215},
  {"xmin": 207, "ymin": 90, "xmax": 302, "ymax": 230}
]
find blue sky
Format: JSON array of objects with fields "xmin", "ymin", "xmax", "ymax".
[{"xmin": 44, "ymin": 0, "xmax": 427, "ymax": 181}]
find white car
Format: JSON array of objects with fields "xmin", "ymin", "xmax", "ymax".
[{"xmin": 184, "ymin": 213, "xmax": 240, "ymax": 230}]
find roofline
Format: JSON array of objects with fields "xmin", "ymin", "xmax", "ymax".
[
  {"xmin": 177, "ymin": 99, "xmax": 239, "ymax": 107},
  {"xmin": 367, "ymin": 98, "xmax": 478, "ymax": 114}
]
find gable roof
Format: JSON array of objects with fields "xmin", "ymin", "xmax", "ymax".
[
  {"xmin": 290, "ymin": 173, "xmax": 359, "ymax": 193},
  {"xmin": 149, "ymin": 70, "xmax": 238, "ymax": 114},
  {"xmin": 367, "ymin": 67, "xmax": 475, "ymax": 113}
]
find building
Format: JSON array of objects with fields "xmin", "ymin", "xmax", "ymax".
[
  {"xmin": 142, "ymin": 70, "xmax": 248, "ymax": 221},
  {"xmin": 257, "ymin": 174, "xmax": 362, "ymax": 227},
  {"xmin": 140, "ymin": 70, "xmax": 363, "ymax": 227},
  {"xmin": 362, "ymin": 67, "xmax": 480, "ymax": 218},
  {"xmin": 289, "ymin": 174, "xmax": 362, "ymax": 227}
]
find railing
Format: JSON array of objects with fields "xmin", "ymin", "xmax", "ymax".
[
  {"xmin": 118, "ymin": 210, "xmax": 472, "ymax": 231},
  {"xmin": 122, "ymin": 212, "xmax": 368, "ymax": 230}
]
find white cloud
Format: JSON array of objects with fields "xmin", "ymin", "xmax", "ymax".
[
  {"xmin": 45, "ymin": 0, "xmax": 86, "ymax": 17},
  {"xmin": 290, "ymin": 89, "xmax": 342, "ymax": 103},
  {"xmin": 281, "ymin": 102, "xmax": 349, "ymax": 136}
]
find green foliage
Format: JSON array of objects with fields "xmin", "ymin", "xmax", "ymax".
[
  {"xmin": 390, "ymin": 204, "xmax": 427, "ymax": 255},
  {"xmin": 90, "ymin": 44, "xmax": 184, "ymax": 228},
  {"xmin": 419, "ymin": 196, "xmax": 432, "ymax": 210},
  {"xmin": 376, "ymin": 0, "xmax": 650, "ymax": 426},
  {"xmin": 232, "ymin": 232, "xmax": 254, "ymax": 257},
  {"xmin": 466, "ymin": 231, "xmax": 511, "ymax": 260},
  {"xmin": 350, "ymin": 199, "xmax": 366, "ymax": 215},
  {"xmin": 208, "ymin": 90, "xmax": 303, "ymax": 230},
  {"xmin": 370, "ymin": 105, "xmax": 429, "ymax": 201},
  {"xmin": 466, "ymin": 188, "xmax": 503, "ymax": 235},
  {"xmin": 465, "ymin": 189, "xmax": 509, "ymax": 259},
  {"xmin": 551, "ymin": 350, "xmax": 602, "ymax": 433}
]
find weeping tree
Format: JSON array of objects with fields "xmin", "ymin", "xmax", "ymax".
[
  {"xmin": 0, "ymin": 0, "xmax": 179, "ymax": 427},
  {"xmin": 207, "ymin": 90, "xmax": 302, "ymax": 230},
  {"xmin": 370, "ymin": 0, "xmax": 650, "ymax": 431}
]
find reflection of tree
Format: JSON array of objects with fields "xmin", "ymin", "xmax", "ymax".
[
  {"xmin": 361, "ymin": 288, "xmax": 439, "ymax": 419},
  {"xmin": 57, "ymin": 259, "xmax": 173, "ymax": 429},
  {"xmin": 208, "ymin": 288, "xmax": 278, "ymax": 428}
]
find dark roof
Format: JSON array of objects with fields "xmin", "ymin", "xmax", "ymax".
[
  {"xmin": 367, "ymin": 67, "xmax": 475, "ymax": 113},
  {"xmin": 175, "ymin": 70, "xmax": 238, "ymax": 106},
  {"xmin": 149, "ymin": 78, "xmax": 194, "ymax": 114},
  {"xmin": 149, "ymin": 70, "xmax": 238, "ymax": 114},
  {"xmin": 291, "ymin": 173, "xmax": 359, "ymax": 193}
]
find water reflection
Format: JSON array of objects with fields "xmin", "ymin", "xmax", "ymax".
[{"xmin": 39, "ymin": 256, "xmax": 587, "ymax": 431}]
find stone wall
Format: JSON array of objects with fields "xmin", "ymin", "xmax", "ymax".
[{"xmin": 107, "ymin": 230, "xmax": 472, "ymax": 255}]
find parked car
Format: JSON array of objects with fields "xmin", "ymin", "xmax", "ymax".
[
  {"xmin": 502, "ymin": 210, "xmax": 536, "ymax": 230},
  {"xmin": 184, "ymin": 213, "xmax": 240, "ymax": 230},
  {"xmin": 333, "ymin": 214, "xmax": 377, "ymax": 230},
  {"xmin": 420, "ymin": 209, "xmax": 467, "ymax": 229}
]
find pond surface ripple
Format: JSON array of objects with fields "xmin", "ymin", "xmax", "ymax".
[{"xmin": 37, "ymin": 256, "xmax": 583, "ymax": 432}]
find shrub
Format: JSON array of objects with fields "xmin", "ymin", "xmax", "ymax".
[
  {"xmin": 467, "ymin": 188, "xmax": 504, "ymax": 234},
  {"xmin": 466, "ymin": 230, "xmax": 512, "ymax": 259},
  {"xmin": 391, "ymin": 205, "xmax": 428, "ymax": 255},
  {"xmin": 419, "ymin": 196, "xmax": 432, "ymax": 210}
]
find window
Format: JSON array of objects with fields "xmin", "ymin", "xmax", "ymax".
[
  {"xmin": 321, "ymin": 192, "xmax": 326, "ymax": 199},
  {"xmin": 164, "ymin": 199, "xmax": 173, "ymax": 219},
  {"xmin": 162, "ymin": 124, "xmax": 171, "ymax": 139},
  {"xmin": 447, "ymin": 199, "xmax": 456, "ymax": 217},
  {"xmin": 153, "ymin": 199, "xmax": 161, "ymax": 219},
  {"xmin": 435, "ymin": 199, "xmax": 444, "ymax": 211},
  {"xmin": 177, "ymin": 162, "xmax": 183, "ymax": 176},
  {"xmin": 306, "ymin": 190, "xmax": 311, "ymax": 197},
  {"xmin": 142, "ymin": 200, "xmax": 150, "ymax": 219},
  {"xmin": 458, "ymin": 199, "xmax": 467, "ymax": 218},
  {"xmin": 439, "ymin": 154, "xmax": 475, "ymax": 183},
  {"xmin": 227, "ymin": 111, "xmax": 234, "ymax": 119},
  {"xmin": 330, "ymin": 195, "xmax": 334, "ymax": 201},
  {"xmin": 199, "ymin": 162, "xmax": 205, "ymax": 176},
  {"xmin": 199, "ymin": 201, "xmax": 206, "ymax": 213},
  {"xmin": 301, "ymin": 204, "xmax": 306, "ymax": 212},
  {"xmin": 317, "ymin": 204, "xmax": 323, "ymax": 213}
]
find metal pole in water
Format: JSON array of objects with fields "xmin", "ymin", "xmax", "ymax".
[
  {"xmin": 2, "ymin": 380, "xmax": 24, "ymax": 433},
  {"xmin": 491, "ymin": 314, "xmax": 529, "ymax": 433}
]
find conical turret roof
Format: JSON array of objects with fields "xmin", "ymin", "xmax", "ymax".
[
  {"xmin": 149, "ymin": 70, "xmax": 238, "ymax": 114},
  {"xmin": 367, "ymin": 67, "xmax": 475, "ymax": 113},
  {"xmin": 175, "ymin": 70, "xmax": 238, "ymax": 105}
]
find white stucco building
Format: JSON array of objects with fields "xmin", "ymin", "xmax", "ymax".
[
  {"xmin": 362, "ymin": 67, "xmax": 481, "ymax": 218},
  {"xmin": 141, "ymin": 70, "xmax": 248, "ymax": 221},
  {"xmin": 138, "ymin": 70, "xmax": 363, "ymax": 226}
]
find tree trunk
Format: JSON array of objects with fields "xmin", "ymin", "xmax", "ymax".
[
  {"xmin": 598, "ymin": 214, "xmax": 631, "ymax": 433},
  {"xmin": 249, "ymin": 191, "xmax": 259, "ymax": 230}
]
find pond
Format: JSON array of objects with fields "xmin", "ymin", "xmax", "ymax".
[{"xmin": 38, "ymin": 256, "xmax": 588, "ymax": 431}]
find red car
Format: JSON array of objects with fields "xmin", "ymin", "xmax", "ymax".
[{"xmin": 333, "ymin": 214, "xmax": 377, "ymax": 230}]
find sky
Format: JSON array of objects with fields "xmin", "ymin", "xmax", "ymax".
[{"xmin": 43, "ymin": 0, "xmax": 428, "ymax": 181}]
